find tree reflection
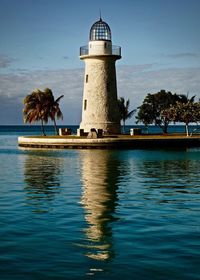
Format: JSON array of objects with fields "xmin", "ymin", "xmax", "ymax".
[
  {"xmin": 24, "ymin": 151, "xmax": 63, "ymax": 212},
  {"xmin": 140, "ymin": 159, "xmax": 200, "ymax": 189},
  {"xmin": 134, "ymin": 155, "xmax": 200, "ymax": 205},
  {"xmin": 80, "ymin": 150, "xmax": 122, "ymax": 261}
]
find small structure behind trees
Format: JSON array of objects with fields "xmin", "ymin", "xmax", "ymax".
[{"xmin": 23, "ymin": 88, "xmax": 63, "ymax": 135}]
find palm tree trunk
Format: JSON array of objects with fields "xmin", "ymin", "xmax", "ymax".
[
  {"xmin": 41, "ymin": 119, "xmax": 46, "ymax": 136},
  {"xmin": 123, "ymin": 120, "xmax": 125, "ymax": 134},
  {"xmin": 53, "ymin": 117, "xmax": 59, "ymax": 135},
  {"xmin": 163, "ymin": 121, "xmax": 168, "ymax": 134},
  {"xmin": 185, "ymin": 123, "xmax": 189, "ymax": 137}
]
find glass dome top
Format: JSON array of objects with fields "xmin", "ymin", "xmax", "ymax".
[{"xmin": 89, "ymin": 18, "xmax": 111, "ymax": 41}]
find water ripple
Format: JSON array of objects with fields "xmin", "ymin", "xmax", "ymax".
[{"xmin": 0, "ymin": 143, "xmax": 200, "ymax": 279}]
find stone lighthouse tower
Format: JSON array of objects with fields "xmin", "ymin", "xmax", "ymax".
[{"xmin": 79, "ymin": 17, "xmax": 121, "ymax": 134}]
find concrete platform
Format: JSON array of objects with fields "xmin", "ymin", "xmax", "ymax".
[{"xmin": 18, "ymin": 134, "xmax": 200, "ymax": 149}]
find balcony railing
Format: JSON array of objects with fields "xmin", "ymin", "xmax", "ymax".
[
  {"xmin": 80, "ymin": 45, "xmax": 121, "ymax": 56},
  {"xmin": 112, "ymin": 45, "xmax": 121, "ymax": 56},
  {"xmin": 80, "ymin": 46, "xmax": 89, "ymax": 56}
]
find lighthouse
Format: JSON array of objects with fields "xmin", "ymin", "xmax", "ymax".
[{"xmin": 79, "ymin": 17, "xmax": 121, "ymax": 134}]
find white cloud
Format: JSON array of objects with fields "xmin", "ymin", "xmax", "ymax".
[
  {"xmin": 0, "ymin": 68, "xmax": 83, "ymax": 124},
  {"xmin": 163, "ymin": 53, "xmax": 200, "ymax": 59},
  {"xmin": 0, "ymin": 65, "xmax": 200, "ymax": 124},
  {"xmin": 117, "ymin": 66, "xmax": 200, "ymax": 103}
]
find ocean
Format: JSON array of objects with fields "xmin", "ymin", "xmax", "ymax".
[{"xmin": 0, "ymin": 125, "xmax": 200, "ymax": 279}]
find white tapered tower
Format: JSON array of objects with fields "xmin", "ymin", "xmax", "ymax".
[{"xmin": 79, "ymin": 17, "xmax": 121, "ymax": 134}]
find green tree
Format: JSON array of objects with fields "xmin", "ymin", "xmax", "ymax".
[
  {"xmin": 43, "ymin": 88, "xmax": 64, "ymax": 135},
  {"xmin": 162, "ymin": 100, "xmax": 199, "ymax": 136},
  {"xmin": 23, "ymin": 89, "xmax": 48, "ymax": 136},
  {"xmin": 118, "ymin": 97, "xmax": 136, "ymax": 133},
  {"xmin": 136, "ymin": 90, "xmax": 182, "ymax": 133}
]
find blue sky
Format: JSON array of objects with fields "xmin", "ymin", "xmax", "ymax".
[{"xmin": 0, "ymin": 0, "xmax": 200, "ymax": 124}]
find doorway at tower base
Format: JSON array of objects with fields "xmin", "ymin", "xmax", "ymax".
[{"xmin": 79, "ymin": 122, "xmax": 121, "ymax": 136}]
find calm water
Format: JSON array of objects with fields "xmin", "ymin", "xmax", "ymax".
[{"xmin": 0, "ymin": 126, "xmax": 200, "ymax": 279}]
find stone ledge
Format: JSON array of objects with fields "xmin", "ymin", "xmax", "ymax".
[{"xmin": 18, "ymin": 135, "xmax": 200, "ymax": 149}]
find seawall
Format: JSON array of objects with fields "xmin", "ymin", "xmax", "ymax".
[{"xmin": 18, "ymin": 135, "xmax": 200, "ymax": 149}]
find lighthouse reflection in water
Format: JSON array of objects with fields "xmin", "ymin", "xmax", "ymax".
[{"xmin": 80, "ymin": 150, "xmax": 122, "ymax": 261}]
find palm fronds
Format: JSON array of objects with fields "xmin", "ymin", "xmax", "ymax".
[{"xmin": 23, "ymin": 88, "xmax": 64, "ymax": 135}]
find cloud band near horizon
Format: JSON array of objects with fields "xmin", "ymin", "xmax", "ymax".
[{"xmin": 0, "ymin": 65, "xmax": 199, "ymax": 125}]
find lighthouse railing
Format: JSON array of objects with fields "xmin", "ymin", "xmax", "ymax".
[
  {"xmin": 112, "ymin": 45, "xmax": 121, "ymax": 56},
  {"xmin": 80, "ymin": 45, "xmax": 121, "ymax": 56},
  {"xmin": 80, "ymin": 46, "xmax": 88, "ymax": 56}
]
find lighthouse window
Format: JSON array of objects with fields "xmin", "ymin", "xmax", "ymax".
[
  {"xmin": 86, "ymin": 74, "xmax": 88, "ymax": 83},
  {"xmin": 84, "ymin": 99, "xmax": 87, "ymax": 110},
  {"xmin": 104, "ymin": 42, "xmax": 107, "ymax": 49}
]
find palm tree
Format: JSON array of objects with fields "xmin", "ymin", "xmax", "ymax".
[
  {"xmin": 118, "ymin": 97, "xmax": 136, "ymax": 133},
  {"xmin": 43, "ymin": 88, "xmax": 64, "ymax": 135},
  {"xmin": 178, "ymin": 93, "xmax": 195, "ymax": 104},
  {"xmin": 23, "ymin": 89, "xmax": 48, "ymax": 136}
]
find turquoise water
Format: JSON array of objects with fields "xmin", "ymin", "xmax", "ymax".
[{"xmin": 0, "ymin": 126, "xmax": 200, "ymax": 279}]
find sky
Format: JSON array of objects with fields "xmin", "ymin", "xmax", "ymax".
[{"xmin": 0, "ymin": 0, "xmax": 200, "ymax": 124}]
